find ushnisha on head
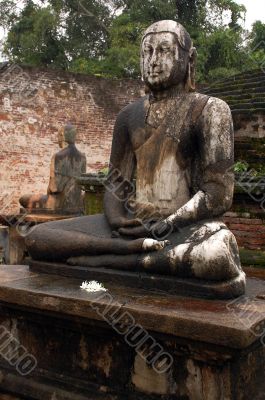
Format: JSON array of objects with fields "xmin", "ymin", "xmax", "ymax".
[
  {"xmin": 64, "ymin": 123, "xmax": 77, "ymax": 145},
  {"xmin": 141, "ymin": 20, "xmax": 197, "ymax": 92}
]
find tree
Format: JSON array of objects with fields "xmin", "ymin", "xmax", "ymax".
[
  {"xmin": 3, "ymin": 0, "xmax": 67, "ymax": 68},
  {"xmin": 1, "ymin": 0, "xmax": 249, "ymax": 82},
  {"xmin": 96, "ymin": 0, "xmax": 246, "ymax": 79},
  {"xmin": 197, "ymin": 27, "xmax": 248, "ymax": 81},
  {"xmin": 0, "ymin": 0, "xmax": 18, "ymax": 29},
  {"xmin": 248, "ymin": 21, "xmax": 265, "ymax": 52},
  {"xmin": 69, "ymin": 0, "xmax": 180, "ymax": 77},
  {"xmin": 243, "ymin": 21, "xmax": 265, "ymax": 73},
  {"xmin": 57, "ymin": 0, "xmax": 112, "ymax": 60}
]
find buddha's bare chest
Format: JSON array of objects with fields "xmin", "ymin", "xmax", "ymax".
[{"xmin": 130, "ymin": 97, "xmax": 194, "ymax": 162}]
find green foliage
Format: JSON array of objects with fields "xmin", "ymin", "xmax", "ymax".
[
  {"xmin": 69, "ymin": 58, "xmax": 104, "ymax": 76},
  {"xmin": 60, "ymin": 0, "xmax": 112, "ymax": 60},
  {"xmin": 4, "ymin": 1, "xmax": 67, "ymax": 68},
  {"xmin": 244, "ymin": 21, "xmax": 265, "ymax": 73},
  {"xmin": 97, "ymin": 13, "xmax": 147, "ymax": 78},
  {"xmin": 249, "ymin": 21, "xmax": 265, "ymax": 51},
  {"xmin": 196, "ymin": 27, "xmax": 248, "ymax": 82},
  {"xmin": 1, "ymin": 0, "xmax": 262, "ymax": 83},
  {"xmin": 69, "ymin": 15, "xmax": 142, "ymax": 79},
  {"xmin": 99, "ymin": 167, "xmax": 109, "ymax": 175},
  {"xmin": 207, "ymin": 67, "xmax": 240, "ymax": 81},
  {"xmin": 207, "ymin": 0, "xmax": 246, "ymax": 30},
  {"xmin": 0, "ymin": 0, "xmax": 18, "ymax": 29},
  {"xmin": 234, "ymin": 161, "xmax": 248, "ymax": 173}
]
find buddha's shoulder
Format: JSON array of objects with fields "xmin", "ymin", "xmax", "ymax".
[
  {"xmin": 55, "ymin": 146, "xmax": 86, "ymax": 161},
  {"xmin": 117, "ymin": 96, "xmax": 147, "ymax": 119},
  {"xmin": 192, "ymin": 92, "xmax": 231, "ymax": 112}
]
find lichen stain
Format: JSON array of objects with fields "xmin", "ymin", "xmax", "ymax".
[
  {"xmin": 186, "ymin": 359, "xmax": 203, "ymax": 400},
  {"xmin": 41, "ymin": 297, "xmax": 61, "ymax": 308},
  {"xmin": 132, "ymin": 354, "xmax": 177, "ymax": 395},
  {"xmin": 76, "ymin": 335, "xmax": 89, "ymax": 371},
  {"xmin": 94, "ymin": 343, "xmax": 113, "ymax": 378},
  {"xmin": 76, "ymin": 337, "xmax": 112, "ymax": 378}
]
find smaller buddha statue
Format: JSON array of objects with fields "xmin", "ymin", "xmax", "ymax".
[{"xmin": 19, "ymin": 124, "xmax": 86, "ymax": 214}]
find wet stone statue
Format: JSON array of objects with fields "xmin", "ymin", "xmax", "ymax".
[
  {"xmin": 26, "ymin": 20, "xmax": 246, "ymax": 298},
  {"xmin": 20, "ymin": 124, "xmax": 86, "ymax": 214}
]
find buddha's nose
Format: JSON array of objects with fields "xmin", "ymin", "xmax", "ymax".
[{"xmin": 150, "ymin": 51, "xmax": 159, "ymax": 67}]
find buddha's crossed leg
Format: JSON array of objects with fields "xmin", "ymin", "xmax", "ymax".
[{"xmin": 66, "ymin": 219, "xmax": 244, "ymax": 282}]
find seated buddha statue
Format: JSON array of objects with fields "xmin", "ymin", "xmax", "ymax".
[
  {"xmin": 19, "ymin": 124, "xmax": 86, "ymax": 214},
  {"xmin": 25, "ymin": 20, "xmax": 245, "ymax": 295}
]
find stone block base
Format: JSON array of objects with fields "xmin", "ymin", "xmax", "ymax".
[
  {"xmin": 0, "ymin": 265, "xmax": 263, "ymax": 400},
  {"xmin": 29, "ymin": 260, "xmax": 246, "ymax": 300}
]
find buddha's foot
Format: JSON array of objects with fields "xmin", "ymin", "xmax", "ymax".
[{"xmin": 142, "ymin": 239, "xmax": 170, "ymax": 252}]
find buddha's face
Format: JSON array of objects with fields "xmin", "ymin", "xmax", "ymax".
[{"xmin": 141, "ymin": 32, "xmax": 188, "ymax": 90}]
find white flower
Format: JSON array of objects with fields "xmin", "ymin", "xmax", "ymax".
[{"xmin": 80, "ymin": 280, "xmax": 107, "ymax": 292}]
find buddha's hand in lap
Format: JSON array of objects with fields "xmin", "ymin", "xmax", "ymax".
[
  {"xmin": 119, "ymin": 220, "xmax": 173, "ymax": 240},
  {"xmin": 111, "ymin": 217, "xmax": 142, "ymax": 229},
  {"xmin": 142, "ymin": 239, "xmax": 170, "ymax": 252}
]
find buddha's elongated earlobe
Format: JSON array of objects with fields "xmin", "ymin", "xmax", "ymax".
[{"xmin": 185, "ymin": 46, "xmax": 197, "ymax": 91}]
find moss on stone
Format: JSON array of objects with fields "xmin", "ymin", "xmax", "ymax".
[{"xmin": 240, "ymin": 248, "xmax": 265, "ymax": 267}]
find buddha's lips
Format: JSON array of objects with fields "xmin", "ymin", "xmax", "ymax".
[{"xmin": 148, "ymin": 71, "xmax": 162, "ymax": 77}]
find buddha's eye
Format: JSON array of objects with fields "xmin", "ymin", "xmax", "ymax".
[
  {"xmin": 143, "ymin": 46, "xmax": 153, "ymax": 55},
  {"xmin": 160, "ymin": 47, "xmax": 170, "ymax": 53}
]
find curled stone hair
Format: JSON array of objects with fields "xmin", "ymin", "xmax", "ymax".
[{"xmin": 141, "ymin": 20, "xmax": 197, "ymax": 91}]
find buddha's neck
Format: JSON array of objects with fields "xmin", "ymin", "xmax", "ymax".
[{"xmin": 149, "ymin": 83, "xmax": 187, "ymax": 102}]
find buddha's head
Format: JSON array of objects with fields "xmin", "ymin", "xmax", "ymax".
[
  {"xmin": 64, "ymin": 123, "xmax": 77, "ymax": 145},
  {"xmin": 141, "ymin": 20, "xmax": 196, "ymax": 92}
]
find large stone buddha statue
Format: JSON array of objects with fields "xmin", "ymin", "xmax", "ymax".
[{"xmin": 25, "ymin": 20, "xmax": 246, "ymax": 296}]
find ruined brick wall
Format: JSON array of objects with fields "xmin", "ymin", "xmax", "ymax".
[
  {"xmin": 224, "ymin": 213, "xmax": 265, "ymax": 251},
  {"xmin": 0, "ymin": 64, "xmax": 143, "ymax": 214}
]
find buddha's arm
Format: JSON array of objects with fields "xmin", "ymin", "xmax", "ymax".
[
  {"xmin": 47, "ymin": 155, "xmax": 59, "ymax": 194},
  {"xmin": 104, "ymin": 108, "xmax": 139, "ymax": 230},
  {"xmin": 166, "ymin": 97, "xmax": 234, "ymax": 229},
  {"xmin": 47, "ymin": 156, "xmax": 67, "ymax": 194},
  {"xmin": 82, "ymin": 154, "xmax": 86, "ymax": 174}
]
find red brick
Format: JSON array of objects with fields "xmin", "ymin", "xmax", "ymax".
[{"xmin": 0, "ymin": 65, "xmax": 142, "ymax": 214}]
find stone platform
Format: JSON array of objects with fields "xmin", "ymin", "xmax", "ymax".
[
  {"xmin": 0, "ymin": 265, "xmax": 264, "ymax": 400},
  {"xmin": 29, "ymin": 260, "xmax": 246, "ymax": 300}
]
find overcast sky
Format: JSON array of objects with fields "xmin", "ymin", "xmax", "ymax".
[{"xmin": 235, "ymin": 0, "xmax": 265, "ymax": 29}]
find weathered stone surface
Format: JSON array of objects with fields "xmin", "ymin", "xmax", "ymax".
[
  {"xmin": 0, "ymin": 265, "xmax": 263, "ymax": 399},
  {"xmin": 29, "ymin": 259, "xmax": 246, "ymax": 300},
  {"xmin": 24, "ymin": 20, "xmax": 245, "ymax": 297},
  {"xmin": 77, "ymin": 172, "xmax": 107, "ymax": 215},
  {"xmin": 0, "ymin": 265, "xmax": 262, "ymax": 348},
  {"xmin": 203, "ymin": 69, "xmax": 265, "ymax": 120}
]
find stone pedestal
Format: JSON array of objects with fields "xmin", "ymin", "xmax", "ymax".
[
  {"xmin": 0, "ymin": 226, "xmax": 9, "ymax": 263},
  {"xmin": 77, "ymin": 173, "xmax": 107, "ymax": 215},
  {"xmin": 0, "ymin": 265, "xmax": 264, "ymax": 400}
]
